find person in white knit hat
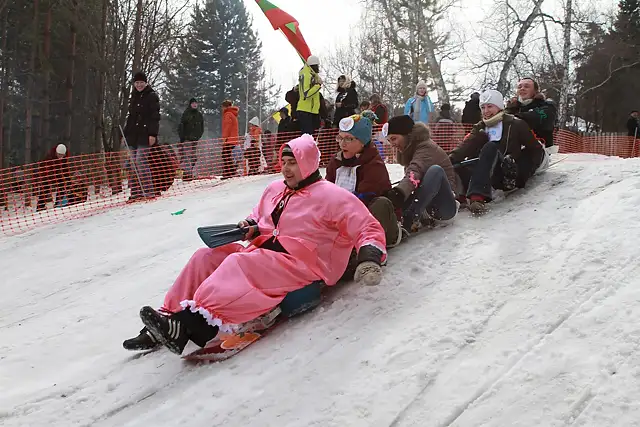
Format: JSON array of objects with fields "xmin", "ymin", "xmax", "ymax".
[{"xmin": 449, "ymin": 89, "xmax": 545, "ymax": 216}]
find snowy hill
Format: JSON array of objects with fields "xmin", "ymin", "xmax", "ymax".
[{"xmin": 1, "ymin": 154, "xmax": 640, "ymax": 427}]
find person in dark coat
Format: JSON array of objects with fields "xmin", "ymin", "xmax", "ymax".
[
  {"xmin": 461, "ymin": 92, "xmax": 481, "ymax": 125},
  {"xmin": 285, "ymin": 86, "xmax": 299, "ymax": 121},
  {"xmin": 177, "ymin": 98, "xmax": 204, "ymax": 181},
  {"xmin": 277, "ymin": 107, "xmax": 293, "ymax": 136},
  {"xmin": 122, "ymin": 71, "xmax": 160, "ymax": 201},
  {"xmin": 627, "ymin": 111, "xmax": 639, "ymax": 137},
  {"xmin": 505, "ymin": 77, "xmax": 558, "ymax": 147},
  {"xmin": 450, "ymin": 89, "xmax": 545, "ymax": 216},
  {"xmin": 333, "ymin": 76, "xmax": 359, "ymax": 127}
]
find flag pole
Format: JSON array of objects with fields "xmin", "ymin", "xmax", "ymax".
[{"xmin": 245, "ymin": 72, "xmax": 250, "ymax": 134}]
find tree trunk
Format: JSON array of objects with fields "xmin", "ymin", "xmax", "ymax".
[
  {"xmin": 65, "ymin": 19, "xmax": 77, "ymax": 149},
  {"xmin": 132, "ymin": 0, "xmax": 143, "ymax": 73},
  {"xmin": 41, "ymin": 4, "xmax": 52, "ymax": 153},
  {"xmin": 0, "ymin": 10, "xmax": 8, "ymax": 168},
  {"xmin": 557, "ymin": 0, "xmax": 572, "ymax": 129},
  {"xmin": 25, "ymin": 0, "xmax": 40, "ymax": 164},
  {"xmin": 95, "ymin": 0, "xmax": 108, "ymax": 153},
  {"xmin": 496, "ymin": 0, "xmax": 545, "ymax": 94}
]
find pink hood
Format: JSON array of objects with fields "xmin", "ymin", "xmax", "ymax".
[{"xmin": 280, "ymin": 134, "xmax": 320, "ymax": 180}]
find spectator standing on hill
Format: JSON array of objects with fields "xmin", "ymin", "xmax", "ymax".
[
  {"xmin": 627, "ymin": 111, "xmax": 639, "ymax": 138},
  {"xmin": 296, "ymin": 55, "xmax": 323, "ymax": 135},
  {"xmin": 404, "ymin": 81, "xmax": 434, "ymax": 125},
  {"xmin": 462, "ymin": 92, "xmax": 481, "ymax": 125},
  {"xmin": 221, "ymin": 100, "xmax": 240, "ymax": 179},
  {"xmin": 122, "ymin": 71, "xmax": 160, "ymax": 202},
  {"xmin": 178, "ymin": 98, "xmax": 204, "ymax": 181}
]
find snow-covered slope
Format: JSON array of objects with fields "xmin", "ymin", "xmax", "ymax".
[{"xmin": 1, "ymin": 154, "xmax": 639, "ymax": 427}]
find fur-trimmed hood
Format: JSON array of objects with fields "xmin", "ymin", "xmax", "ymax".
[
  {"xmin": 394, "ymin": 122, "xmax": 457, "ymax": 198},
  {"xmin": 400, "ymin": 122, "xmax": 432, "ymax": 165}
]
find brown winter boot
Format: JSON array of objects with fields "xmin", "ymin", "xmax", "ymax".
[
  {"xmin": 368, "ymin": 196, "xmax": 402, "ymax": 248},
  {"xmin": 468, "ymin": 195, "xmax": 489, "ymax": 216}
]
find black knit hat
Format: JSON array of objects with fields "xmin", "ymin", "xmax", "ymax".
[
  {"xmin": 281, "ymin": 145, "xmax": 294, "ymax": 158},
  {"xmin": 133, "ymin": 71, "xmax": 147, "ymax": 83},
  {"xmin": 189, "ymin": 97, "xmax": 197, "ymax": 104},
  {"xmin": 387, "ymin": 115, "xmax": 415, "ymax": 136}
]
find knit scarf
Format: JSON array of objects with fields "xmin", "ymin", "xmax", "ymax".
[
  {"xmin": 482, "ymin": 111, "xmax": 505, "ymax": 142},
  {"xmin": 412, "ymin": 96, "xmax": 424, "ymax": 121},
  {"xmin": 482, "ymin": 111, "xmax": 504, "ymax": 128},
  {"xmin": 518, "ymin": 97, "xmax": 534, "ymax": 106}
]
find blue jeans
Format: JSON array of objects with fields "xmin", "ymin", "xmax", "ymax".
[
  {"xmin": 129, "ymin": 147, "xmax": 154, "ymax": 198},
  {"xmin": 403, "ymin": 165, "xmax": 457, "ymax": 224}
]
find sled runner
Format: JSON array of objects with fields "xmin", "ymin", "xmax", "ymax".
[{"xmin": 182, "ymin": 280, "xmax": 325, "ymax": 362}]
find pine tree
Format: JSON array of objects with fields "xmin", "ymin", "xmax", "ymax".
[
  {"xmin": 165, "ymin": 0, "xmax": 268, "ymax": 138},
  {"xmin": 613, "ymin": 0, "xmax": 640, "ymax": 48}
]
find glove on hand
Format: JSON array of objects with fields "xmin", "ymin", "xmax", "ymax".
[
  {"xmin": 385, "ymin": 188, "xmax": 405, "ymax": 210},
  {"xmin": 354, "ymin": 245, "xmax": 383, "ymax": 286}
]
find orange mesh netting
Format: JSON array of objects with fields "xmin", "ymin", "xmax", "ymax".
[{"xmin": 1, "ymin": 126, "xmax": 637, "ymax": 235}]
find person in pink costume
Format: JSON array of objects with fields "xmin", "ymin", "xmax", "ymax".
[{"xmin": 124, "ymin": 134, "xmax": 387, "ymax": 355}]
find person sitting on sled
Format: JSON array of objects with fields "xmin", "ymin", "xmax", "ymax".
[
  {"xmin": 381, "ymin": 115, "xmax": 459, "ymax": 235},
  {"xmin": 449, "ymin": 89, "xmax": 545, "ymax": 216},
  {"xmin": 325, "ymin": 111, "xmax": 401, "ymax": 247},
  {"xmin": 123, "ymin": 134, "xmax": 387, "ymax": 355}
]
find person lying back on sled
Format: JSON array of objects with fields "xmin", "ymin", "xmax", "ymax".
[
  {"xmin": 123, "ymin": 134, "xmax": 387, "ymax": 355},
  {"xmin": 381, "ymin": 115, "xmax": 459, "ymax": 236},
  {"xmin": 449, "ymin": 89, "xmax": 545, "ymax": 216},
  {"xmin": 325, "ymin": 111, "xmax": 402, "ymax": 247},
  {"xmin": 505, "ymin": 77, "xmax": 557, "ymax": 148}
]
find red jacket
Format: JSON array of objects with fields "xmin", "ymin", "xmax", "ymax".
[{"xmin": 222, "ymin": 106, "xmax": 240, "ymax": 146}]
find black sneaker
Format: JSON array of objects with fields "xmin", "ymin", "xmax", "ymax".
[
  {"xmin": 122, "ymin": 327, "xmax": 161, "ymax": 351},
  {"xmin": 502, "ymin": 155, "xmax": 518, "ymax": 191},
  {"xmin": 139, "ymin": 306, "xmax": 189, "ymax": 355}
]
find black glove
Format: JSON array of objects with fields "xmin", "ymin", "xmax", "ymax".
[
  {"xmin": 357, "ymin": 245, "xmax": 383, "ymax": 266},
  {"xmin": 385, "ymin": 187, "xmax": 405, "ymax": 210},
  {"xmin": 238, "ymin": 218, "xmax": 259, "ymax": 240}
]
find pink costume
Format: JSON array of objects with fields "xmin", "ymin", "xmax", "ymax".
[{"xmin": 161, "ymin": 134, "xmax": 386, "ymax": 332}]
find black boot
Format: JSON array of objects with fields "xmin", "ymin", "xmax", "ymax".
[
  {"xmin": 178, "ymin": 309, "xmax": 220, "ymax": 348},
  {"xmin": 502, "ymin": 155, "xmax": 518, "ymax": 191},
  {"xmin": 122, "ymin": 327, "xmax": 161, "ymax": 351},
  {"xmin": 139, "ymin": 306, "xmax": 220, "ymax": 355},
  {"xmin": 139, "ymin": 306, "xmax": 190, "ymax": 355}
]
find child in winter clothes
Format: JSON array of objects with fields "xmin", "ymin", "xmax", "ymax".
[
  {"xmin": 246, "ymin": 117, "xmax": 263, "ymax": 175},
  {"xmin": 124, "ymin": 134, "xmax": 386, "ymax": 356},
  {"xmin": 404, "ymin": 81, "xmax": 434, "ymax": 125},
  {"xmin": 325, "ymin": 112, "xmax": 399, "ymax": 247},
  {"xmin": 383, "ymin": 115, "xmax": 459, "ymax": 234},
  {"xmin": 449, "ymin": 89, "xmax": 545, "ymax": 216}
]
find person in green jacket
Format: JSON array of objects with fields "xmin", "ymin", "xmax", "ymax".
[
  {"xmin": 296, "ymin": 55, "xmax": 322, "ymax": 135},
  {"xmin": 178, "ymin": 98, "xmax": 204, "ymax": 181}
]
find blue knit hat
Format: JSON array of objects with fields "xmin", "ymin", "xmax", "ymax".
[{"xmin": 339, "ymin": 111, "xmax": 378, "ymax": 145}]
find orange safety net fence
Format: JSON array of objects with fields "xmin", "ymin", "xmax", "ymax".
[{"xmin": 1, "ymin": 125, "xmax": 638, "ymax": 235}]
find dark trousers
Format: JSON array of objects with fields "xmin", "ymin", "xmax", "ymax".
[
  {"xmin": 221, "ymin": 144, "xmax": 235, "ymax": 178},
  {"xmin": 178, "ymin": 140, "xmax": 198, "ymax": 178},
  {"xmin": 297, "ymin": 111, "xmax": 319, "ymax": 136},
  {"xmin": 467, "ymin": 142, "xmax": 539, "ymax": 200}
]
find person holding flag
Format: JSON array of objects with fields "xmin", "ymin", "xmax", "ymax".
[{"xmin": 297, "ymin": 55, "xmax": 322, "ymax": 135}]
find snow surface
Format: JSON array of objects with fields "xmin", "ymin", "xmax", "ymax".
[{"xmin": 2, "ymin": 154, "xmax": 640, "ymax": 427}]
